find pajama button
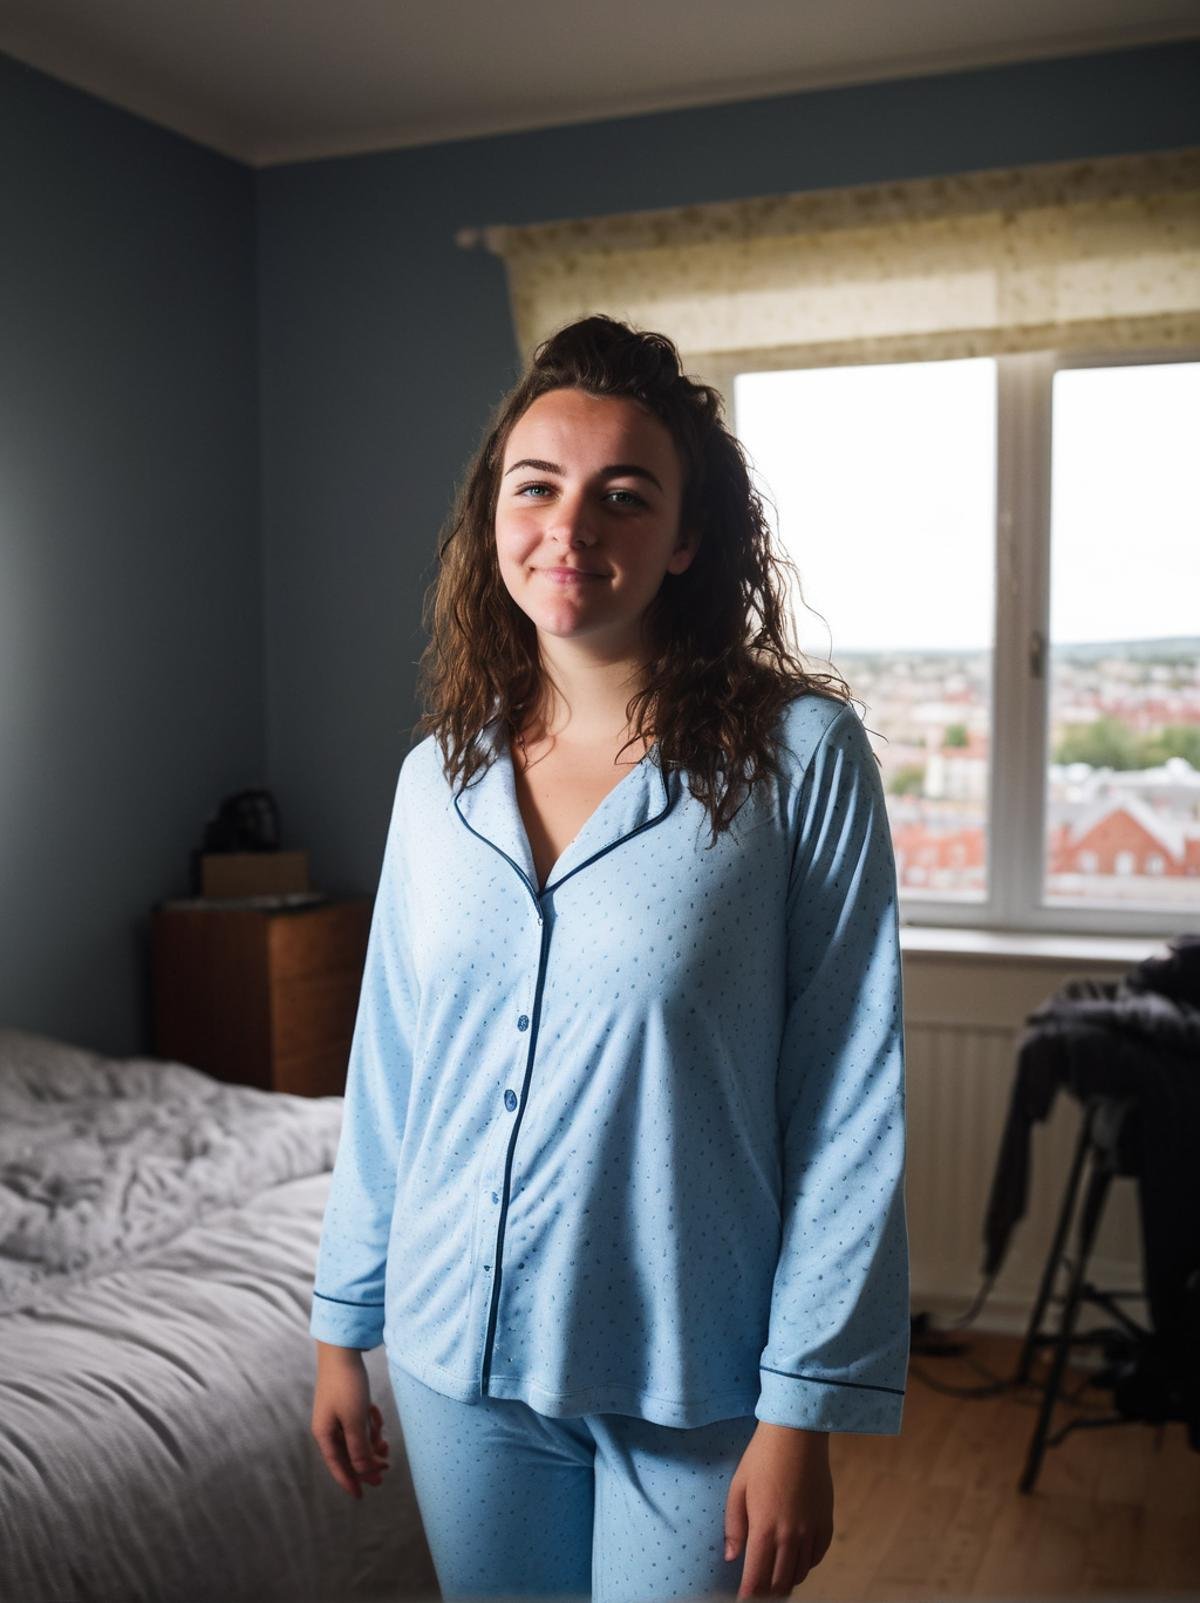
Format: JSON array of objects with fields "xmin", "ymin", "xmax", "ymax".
[
  {"xmin": 504, "ymin": 1089, "xmax": 517, "ymax": 1110},
  {"xmin": 517, "ymin": 1014, "xmax": 529, "ymax": 1031}
]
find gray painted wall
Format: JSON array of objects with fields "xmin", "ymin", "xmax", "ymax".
[
  {"xmin": 2, "ymin": 41, "xmax": 1196, "ymax": 1054},
  {"xmin": 256, "ymin": 41, "xmax": 1200, "ymax": 906},
  {"xmin": 0, "ymin": 54, "xmax": 261, "ymax": 1055}
]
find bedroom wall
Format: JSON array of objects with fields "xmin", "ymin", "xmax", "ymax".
[
  {"xmin": 0, "ymin": 53, "xmax": 262, "ymax": 1056},
  {"xmin": 255, "ymin": 40, "xmax": 1200, "ymax": 902}
]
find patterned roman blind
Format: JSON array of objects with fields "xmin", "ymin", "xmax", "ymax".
[{"xmin": 457, "ymin": 148, "xmax": 1200, "ymax": 369}]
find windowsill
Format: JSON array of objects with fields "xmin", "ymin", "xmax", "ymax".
[{"xmin": 898, "ymin": 924, "xmax": 1173, "ymax": 965}]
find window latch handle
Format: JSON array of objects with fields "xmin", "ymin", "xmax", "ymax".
[{"xmin": 1029, "ymin": 628, "xmax": 1046, "ymax": 680}]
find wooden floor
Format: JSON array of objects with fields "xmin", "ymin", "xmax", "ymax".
[{"xmin": 801, "ymin": 1333, "xmax": 1200, "ymax": 1599}]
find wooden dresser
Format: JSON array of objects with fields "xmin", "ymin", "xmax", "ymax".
[{"xmin": 150, "ymin": 897, "xmax": 372, "ymax": 1097}]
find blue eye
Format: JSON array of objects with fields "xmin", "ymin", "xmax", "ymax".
[{"xmin": 515, "ymin": 483, "xmax": 646, "ymax": 508}]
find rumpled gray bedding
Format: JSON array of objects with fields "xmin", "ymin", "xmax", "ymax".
[{"xmin": 0, "ymin": 1027, "xmax": 439, "ymax": 1603}]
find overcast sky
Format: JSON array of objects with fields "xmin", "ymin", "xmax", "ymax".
[{"xmin": 733, "ymin": 357, "xmax": 1199, "ymax": 656}]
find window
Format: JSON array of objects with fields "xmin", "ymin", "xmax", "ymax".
[
  {"xmin": 1044, "ymin": 360, "xmax": 1200, "ymax": 918},
  {"xmin": 728, "ymin": 351, "xmax": 1199, "ymax": 937}
]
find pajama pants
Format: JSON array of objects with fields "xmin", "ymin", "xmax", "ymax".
[{"xmin": 387, "ymin": 1360, "xmax": 760, "ymax": 1603}]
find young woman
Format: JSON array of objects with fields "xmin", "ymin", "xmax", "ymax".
[{"xmin": 309, "ymin": 315, "xmax": 910, "ymax": 1602}]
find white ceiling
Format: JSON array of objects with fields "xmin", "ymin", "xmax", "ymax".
[{"xmin": 2, "ymin": 0, "xmax": 1197, "ymax": 168}]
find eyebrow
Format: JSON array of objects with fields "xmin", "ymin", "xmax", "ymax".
[{"xmin": 503, "ymin": 457, "xmax": 664, "ymax": 493}]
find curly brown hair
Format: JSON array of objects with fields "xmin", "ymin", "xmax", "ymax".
[{"xmin": 414, "ymin": 313, "xmax": 859, "ymax": 843}]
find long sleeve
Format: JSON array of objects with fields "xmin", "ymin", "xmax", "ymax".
[
  {"xmin": 756, "ymin": 702, "xmax": 911, "ymax": 1434},
  {"xmin": 309, "ymin": 760, "xmax": 419, "ymax": 1350}
]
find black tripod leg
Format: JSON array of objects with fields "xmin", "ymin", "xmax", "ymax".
[
  {"xmin": 1015, "ymin": 1097, "xmax": 1097, "ymax": 1386},
  {"xmin": 1019, "ymin": 1146, "xmax": 1112, "ymax": 1494}
]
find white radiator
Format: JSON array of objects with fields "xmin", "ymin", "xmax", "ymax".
[{"xmin": 902, "ymin": 962, "xmax": 1148, "ymax": 1339}]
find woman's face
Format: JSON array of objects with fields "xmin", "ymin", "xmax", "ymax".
[{"xmin": 494, "ymin": 387, "xmax": 698, "ymax": 654}]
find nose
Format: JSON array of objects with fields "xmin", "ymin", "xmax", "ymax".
[{"xmin": 547, "ymin": 487, "xmax": 598, "ymax": 548}]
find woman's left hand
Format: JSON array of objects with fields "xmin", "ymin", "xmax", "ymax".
[{"xmin": 724, "ymin": 1422, "xmax": 834, "ymax": 1597}]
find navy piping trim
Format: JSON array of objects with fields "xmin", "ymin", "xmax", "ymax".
[
  {"xmin": 313, "ymin": 1291, "xmax": 385, "ymax": 1309},
  {"xmin": 761, "ymin": 1364, "xmax": 905, "ymax": 1396},
  {"xmin": 452, "ymin": 798, "xmax": 542, "ymax": 913},
  {"xmin": 479, "ymin": 909, "xmax": 554, "ymax": 1395},
  {"xmin": 542, "ymin": 760, "xmax": 674, "ymax": 895},
  {"xmin": 451, "ymin": 755, "xmax": 675, "ymax": 911}
]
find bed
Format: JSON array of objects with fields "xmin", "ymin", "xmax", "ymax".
[{"xmin": 0, "ymin": 1025, "xmax": 440, "ymax": 1603}]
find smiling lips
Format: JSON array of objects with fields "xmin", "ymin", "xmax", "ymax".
[{"xmin": 538, "ymin": 566, "xmax": 605, "ymax": 584}]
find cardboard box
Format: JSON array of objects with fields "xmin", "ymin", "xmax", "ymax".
[{"xmin": 200, "ymin": 850, "xmax": 310, "ymax": 899}]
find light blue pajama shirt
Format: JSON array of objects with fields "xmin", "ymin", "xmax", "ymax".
[{"xmin": 309, "ymin": 690, "xmax": 911, "ymax": 1435}]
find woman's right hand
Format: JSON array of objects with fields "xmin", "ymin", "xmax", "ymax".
[{"xmin": 311, "ymin": 1340, "xmax": 391, "ymax": 1499}]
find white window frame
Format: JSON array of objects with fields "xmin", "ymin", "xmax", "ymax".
[{"xmin": 706, "ymin": 344, "xmax": 1200, "ymax": 940}]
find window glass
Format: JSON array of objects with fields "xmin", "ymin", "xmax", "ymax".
[
  {"xmin": 734, "ymin": 359, "xmax": 997, "ymax": 902},
  {"xmin": 1044, "ymin": 362, "xmax": 1200, "ymax": 911}
]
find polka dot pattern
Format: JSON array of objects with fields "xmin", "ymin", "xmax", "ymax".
[
  {"xmin": 310, "ymin": 691, "xmax": 910, "ymax": 1435},
  {"xmin": 388, "ymin": 1358, "xmax": 758, "ymax": 1601}
]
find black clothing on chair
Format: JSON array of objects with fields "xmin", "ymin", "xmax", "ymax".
[{"xmin": 982, "ymin": 933, "xmax": 1200, "ymax": 1448}]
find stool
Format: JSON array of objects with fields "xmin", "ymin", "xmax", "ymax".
[{"xmin": 1013, "ymin": 1090, "xmax": 1150, "ymax": 1492}]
